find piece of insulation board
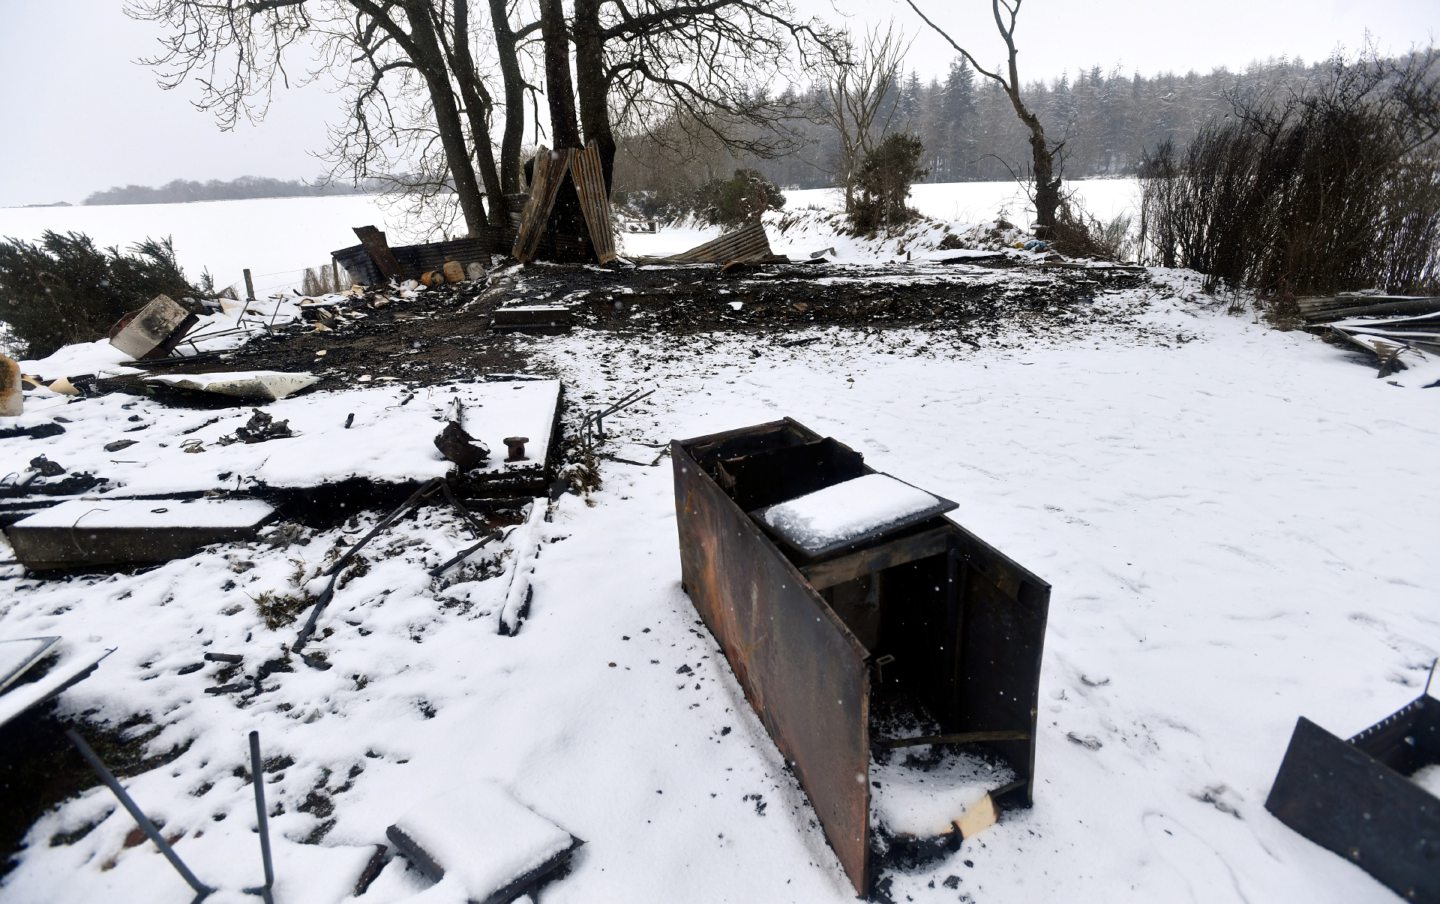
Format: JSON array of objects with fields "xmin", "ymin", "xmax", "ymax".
[
  {"xmin": 0, "ymin": 637, "xmax": 61, "ymax": 694},
  {"xmin": 386, "ymin": 781, "xmax": 579, "ymax": 904},
  {"xmin": 753, "ymin": 472, "xmax": 956, "ymax": 558},
  {"xmin": 6, "ymin": 497, "xmax": 275, "ymax": 570}
]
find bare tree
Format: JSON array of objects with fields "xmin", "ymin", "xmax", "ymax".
[
  {"xmin": 128, "ymin": 0, "xmax": 525, "ymax": 234},
  {"xmin": 904, "ymin": 0, "xmax": 1062, "ymax": 233},
  {"xmin": 818, "ymin": 25, "xmax": 906, "ymax": 212}
]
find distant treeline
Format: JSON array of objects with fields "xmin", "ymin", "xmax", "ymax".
[
  {"xmin": 618, "ymin": 54, "xmax": 1398, "ymax": 195},
  {"xmin": 83, "ymin": 175, "xmax": 389, "ymax": 206}
]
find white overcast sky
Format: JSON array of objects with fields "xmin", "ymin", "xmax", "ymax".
[{"xmin": 1, "ymin": 0, "xmax": 1436, "ymax": 206}]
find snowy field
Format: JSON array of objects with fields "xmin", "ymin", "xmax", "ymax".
[
  {"xmin": 0, "ymin": 179, "xmax": 1139, "ymax": 293},
  {"xmin": 1, "ymin": 225, "xmax": 1437, "ymax": 903}
]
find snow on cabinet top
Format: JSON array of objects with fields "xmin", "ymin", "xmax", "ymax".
[
  {"xmin": 10, "ymin": 378, "xmax": 559, "ymax": 495},
  {"xmin": 757, "ymin": 473, "xmax": 949, "ymax": 557}
]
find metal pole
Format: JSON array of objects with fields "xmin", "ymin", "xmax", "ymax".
[
  {"xmin": 248, "ymin": 731, "xmax": 276, "ymax": 904},
  {"xmin": 243, "ymin": 269, "xmax": 256, "ymax": 302},
  {"xmin": 66, "ymin": 730, "xmax": 213, "ymax": 901}
]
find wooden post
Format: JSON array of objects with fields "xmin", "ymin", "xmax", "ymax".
[
  {"xmin": 331, "ymin": 258, "xmax": 340, "ymax": 292},
  {"xmin": 243, "ymin": 268, "xmax": 256, "ymax": 301}
]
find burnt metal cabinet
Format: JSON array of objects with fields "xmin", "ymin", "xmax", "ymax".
[{"xmin": 672, "ymin": 418, "xmax": 1050, "ymax": 895}]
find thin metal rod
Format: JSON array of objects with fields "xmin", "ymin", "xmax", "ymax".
[
  {"xmin": 295, "ymin": 478, "xmax": 445, "ymax": 651},
  {"xmin": 248, "ymin": 731, "xmax": 276, "ymax": 904},
  {"xmin": 429, "ymin": 530, "xmax": 504, "ymax": 577},
  {"xmin": 66, "ymin": 730, "xmax": 213, "ymax": 899},
  {"xmin": 1426, "ymin": 657, "xmax": 1439, "ymax": 698}
]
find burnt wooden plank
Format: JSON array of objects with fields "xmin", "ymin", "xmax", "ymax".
[
  {"xmin": 1267, "ymin": 716, "xmax": 1440, "ymax": 902},
  {"xmin": 570, "ymin": 142, "xmax": 617, "ymax": 264},
  {"xmin": 674, "ymin": 435, "xmax": 873, "ymax": 894},
  {"xmin": 512, "ymin": 148, "xmax": 572, "ymax": 263},
  {"xmin": 802, "ymin": 525, "xmax": 953, "ymax": 590},
  {"xmin": 353, "ymin": 226, "xmax": 403, "ymax": 279}
]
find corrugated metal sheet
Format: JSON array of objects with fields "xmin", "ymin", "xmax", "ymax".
[
  {"xmin": 571, "ymin": 142, "xmax": 617, "ymax": 265},
  {"xmin": 512, "ymin": 147, "xmax": 572, "ymax": 263},
  {"xmin": 668, "ymin": 222, "xmax": 776, "ymax": 264}
]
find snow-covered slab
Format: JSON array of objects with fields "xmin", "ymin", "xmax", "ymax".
[
  {"xmin": 145, "ymin": 370, "xmax": 320, "ymax": 401},
  {"xmin": 755, "ymin": 473, "xmax": 956, "ymax": 558},
  {"xmin": 7, "ymin": 497, "xmax": 275, "ymax": 570},
  {"xmin": 0, "ymin": 636, "xmax": 60, "ymax": 694},
  {"xmin": 387, "ymin": 781, "xmax": 577, "ymax": 903},
  {"xmin": 2, "ymin": 379, "xmax": 561, "ymax": 496}
]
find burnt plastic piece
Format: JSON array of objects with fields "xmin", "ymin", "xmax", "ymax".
[
  {"xmin": 673, "ymin": 417, "xmax": 1050, "ymax": 896},
  {"xmin": 1266, "ymin": 693, "xmax": 1440, "ymax": 902}
]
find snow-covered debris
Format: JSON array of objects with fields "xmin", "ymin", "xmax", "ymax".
[
  {"xmin": 144, "ymin": 370, "xmax": 320, "ymax": 401},
  {"xmin": 757, "ymin": 472, "xmax": 952, "ymax": 557},
  {"xmin": 4, "ymin": 379, "xmax": 559, "ymax": 496},
  {"xmin": 870, "ymin": 752, "xmax": 1013, "ymax": 838},
  {"xmin": 385, "ymin": 781, "xmax": 577, "ymax": 902}
]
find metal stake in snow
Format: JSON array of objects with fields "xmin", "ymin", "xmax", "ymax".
[
  {"xmin": 66, "ymin": 730, "xmax": 214, "ymax": 903},
  {"xmin": 245, "ymin": 731, "xmax": 277, "ymax": 904}
]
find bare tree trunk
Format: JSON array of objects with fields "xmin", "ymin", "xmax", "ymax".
[
  {"xmin": 445, "ymin": 0, "xmax": 507, "ymax": 226},
  {"xmin": 396, "ymin": 0, "xmax": 488, "ymax": 235},
  {"xmin": 573, "ymin": 0, "xmax": 615, "ymax": 189},
  {"xmin": 538, "ymin": 0, "xmax": 580, "ymax": 147},
  {"xmin": 488, "ymin": 0, "xmax": 527, "ymax": 196},
  {"xmin": 904, "ymin": 0, "xmax": 1062, "ymax": 234}
]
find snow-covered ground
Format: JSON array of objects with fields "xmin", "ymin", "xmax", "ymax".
[
  {"xmin": 1, "ymin": 239, "xmax": 1437, "ymax": 902},
  {"xmin": 0, "ymin": 179, "xmax": 1139, "ymax": 295}
]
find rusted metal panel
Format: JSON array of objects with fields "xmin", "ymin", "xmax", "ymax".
[
  {"xmin": 512, "ymin": 148, "xmax": 572, "ymax": 263},
  {"xmin": 673, "ymin": 424, "xmax": 873, "ymax": 893},
  {"xmin": 675, "ymin": 418, "xmax": 1051, "ymax": 895},
  {"xmin": 669, "ymin": 222, "xmax": 777, "ymax": 264},
  {"xmin": 1267, "ymin": 704, "xmax": 1440, "ymax": 902},
  {"xmin": 353, "ymin": 226, "xmax": 404, "ymax": 279},
  {"xmin": 570, "ymin": 142, "xmax": 617, "ymax": 265}
]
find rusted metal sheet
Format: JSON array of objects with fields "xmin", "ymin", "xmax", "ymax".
[
  {"xmin": 668, "ymin": 222, "xmax": 779, "ymax": 265},
  {"xmin": 674, "ymin": 418, "xmax": 1051, "ymax": 895},
  {"xmin": 570, "ymin": 142, "xmax": 617, "ymax": 265},
  {"xmin": 512, "ymin": 148, "xmax": 573, "ymax": 263},
  {"xmin": 353, "ymin": 226, "xmax": 404, "ymax": 280},
  {"xmin": 674, "ymin": 420, "xmax": 873, "ymax": 892}
]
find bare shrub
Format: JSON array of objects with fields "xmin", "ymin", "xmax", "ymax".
[{"xmin": 1138, "ymin": 49, "xmax": 1440, "ymax": 297}]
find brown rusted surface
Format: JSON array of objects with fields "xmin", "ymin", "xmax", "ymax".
[
  {"xmin": 674, "ymin": 418, "xmax": 1051, "ymax": 895},
  {"xmin": 674, "ymin": 425, "xmax": 873, "ymax": 893},
  {"xmin": 512, "ymin": 147, "xmax": 572, "ymax": 263},
  {"xmin": 668, "ymin": 222, "xmax": 778, "ymax": 265},
  {"xmin": 353, "ymin": 226, "xmax": 404, "ymax": 279},
  {"xmin": 570, "ymin": 142, "xmax": 617, "ymax": 265}
]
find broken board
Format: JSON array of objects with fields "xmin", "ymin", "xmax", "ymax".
[{"xmin": 5, "ymin": 497, "xmax": 275, "ymax": 570}]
